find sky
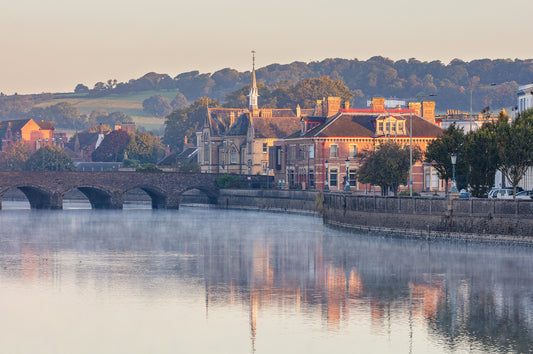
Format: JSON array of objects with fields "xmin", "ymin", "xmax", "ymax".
[{"xmin": 2, "ymin": 0, "xmax": 532, "ymax": 94}]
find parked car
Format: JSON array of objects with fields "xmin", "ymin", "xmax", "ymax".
[
  {"xmin": 516, "ymin": 190, "xmax": 533, "ymax": 199},
  {"xmin": 488, "ymin": 187, "xmax": 525, "ymax": 199},
  {"xmin": 459, "ymin": 189, "xmax": 470, "ymax": 198}
]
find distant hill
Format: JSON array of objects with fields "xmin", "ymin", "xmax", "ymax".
[{"xmin": 1, "ymin": 57, "xmax": 533, "ymax": 131}]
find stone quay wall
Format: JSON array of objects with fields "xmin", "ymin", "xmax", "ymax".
[
  {"xmin": 185, "ymin": 189, "xmax": 533, "ymax": 243},
  {"xmin": 183, "ymin": 189, "xmax": 318, "ymax": 215},
  {"xmin": 323, "ymin": 193, "xmax": 533, "ymax": 242}
]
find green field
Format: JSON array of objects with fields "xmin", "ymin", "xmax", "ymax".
[{"xmin": 34, "ymin": 90, "xmax": 182, "ymax": 133}]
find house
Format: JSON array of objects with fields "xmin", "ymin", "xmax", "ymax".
[
  {"xmin": 270, "ymin": 97, "xmax": 445, "ymax": 193},
  {"xmin": 0, "ymin": 118, "xmax": 55, "ymax": 152},
  {"xmin": 196, "ymin": 58, "xmax": 312, "ymax": 175}
]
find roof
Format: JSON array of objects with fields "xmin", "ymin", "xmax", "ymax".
[
  {"xmin": 157, "ymin": 147, "xmax": 198, "ymax": 166},
  {"xmin": 0, "ymin": 119, "xmax": 31, "ymax": 132},
  {"xmin": 290, "ymin": 112, "xmax": 443, "ymax": 139},
  {"xmin": 35, "ymin": 121, "xmax": 54, "ymax": 130},
  {"xmin": 226, "ymin": 113, "xmax": 250, "ymax": 136},
  {"xmin": 252, "ymin": 117, "xmax": 301, "ymax": 138},
  {"xmin": 77, "ymin": 132, "xmax": 100, "ymax": 147}
]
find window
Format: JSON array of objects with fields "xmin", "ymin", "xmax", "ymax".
[
  {"xmin": 349, "ymin": 145, "xmax": 357, "ymax": 158},
  {"xmin": 349, "ymin": 168, "xmax": 357, "ymax": 187},
  {"xmin": 309, "ymin": 169, "xmax": 315, "ymax": 188},
  {"xmin": 230, "ymin": 149, "xmax": 237, "ymax": 164},
  {"xmin": 330, "ymin": 145, "xmax": 338, "ymax": 158},
  {"xmin": 263, "ymin": 143, "xmax": 268, "ymax": 153},
  {"xmin": 309, "ymin": 145, "xmax": 315, "ymax": 158},
  {"xmin": 262, "ymin": 161, "xmax": 268, "ymax": 175},
  {"xmin": 330, "ymin": 169, "xmax": 338, "ymax": 187},
  {"xmin": 378, "ymin": 121, "xmax": 383, "ymax": 132}
]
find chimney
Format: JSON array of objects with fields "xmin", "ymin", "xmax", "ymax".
[
  {"xmin": 314, "ymin": 99, "xmax": 323, "ymax": 116},
  {"xmin": 408, "ymin": 102, "xmax": 422, "ymax": 116},
  {"xmin": 165, "ymin": 145, "xmax": 171, "ymax": 156},
  {"xmin": 344, "ymin": 101, "xmax": 350, "ymax": 110},
  {"xmin": 326, "ymin": 97, "xmax": 341, "ymax": 116},
  {"xmin": 296, "ymin": 104, "xmax": 301, "ymax": 118},
  {"xmin": 422, "ymin": 101, "xmax": 436, "ymax": 123},
  {"xmin": 371, "ymin": 97, "xmax": 385, "ymax": 112},
  {"xmin": 230, "ymin": 111, "xmax": 235, "ymax": 126}
]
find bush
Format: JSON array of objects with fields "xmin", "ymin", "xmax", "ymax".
[
  {"xmin": 399, "ymin": 190, "xmax": 420, "ymax": 196},
  {"xmin": 136, "ymin": 163, "xmax": 162, "ymax": 172},
  {"xmin": 215, "ymin": 174, "xmax": 241, "ymax": 188}
]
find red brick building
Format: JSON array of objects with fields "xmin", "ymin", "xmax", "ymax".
[{"xmin": 270, "ymin": 98, "xmax": 445, "ymax": 193}]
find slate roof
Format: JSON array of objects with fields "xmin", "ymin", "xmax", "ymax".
[
  {"xmin": 291, "ymin": 112, "xmax": 443, "ymax": 139},
  {"xmin": 225, "ymin": 113, "xmax": 250, "ymax": 136},
  {"xmin": 0, "ymin": 119, "xmax": 31, "ymax": 132},
  {"xmin": 77, "ymin": 132, "xmax": 100, "ymax": 147},
  {"xmin": 35, "ymin": 121, "xmax": 54, "ymax": 130},
  {"xmin": 157, "ymin": 147, "xmax": 198, "ymax": 166},
  {"xmin": 253, "ymin": 117, "xmax": 301, "ymax": 139}
]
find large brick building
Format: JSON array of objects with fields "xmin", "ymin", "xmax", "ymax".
[{"xmin": 270, "ymin": 97, "xmax": 445, "ymax": 193}]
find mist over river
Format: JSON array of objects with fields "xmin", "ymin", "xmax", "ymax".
[{"xmin": 0, "ymin": 202, "xmax": 531, "ymax": 353}]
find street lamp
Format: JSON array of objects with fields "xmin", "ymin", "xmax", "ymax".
[
  {"xmin": 344, "ymin": 158, "xmax": 350, "ymax": 191},
  {"xmin": 450, "ymin": 153, "xmax": 458, "ymax": 192},
  {"xmin": 324, "ymin": 160, "xmax": 329, "ymax": 190},
  {"xmin": 470, "ymin": 83, "xmax": 497, "ymax": 132}
]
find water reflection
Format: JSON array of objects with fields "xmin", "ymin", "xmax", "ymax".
[{"xmin": 0, "ymin": 206, "xmax": 531, "ymax": 353}]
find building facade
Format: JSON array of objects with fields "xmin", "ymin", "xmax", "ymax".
[
  {"xmin": 270, "ymin": 97, "xmax": 445, "ymax": 193},
  {"xmin": 0, "ymin": 118, "xmax": 55, "ymax": 153}
]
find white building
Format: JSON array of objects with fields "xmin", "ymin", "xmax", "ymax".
[{"xmin": 517, "ymin": 84, "xmax": 533, "ymax": 117}]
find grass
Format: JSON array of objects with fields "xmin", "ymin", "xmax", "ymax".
[{"xmin": 33, "ymin": 90, "xmax": 179, "ymax": 132}]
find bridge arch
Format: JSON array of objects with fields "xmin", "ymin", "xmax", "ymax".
[
  {"xmin": 66, "ymin": 186, "xmax": 121, "ymax": 209},
  {"xmin": 124, "ymin": 185, "xmax": 168, "ymax": 209},
  {"xmin": 179, "ymin": 186, "xmax": 220, "ymax": 205},
  {"xmin": 1, "ymin": 184, "xmax": 60, "ymax": 209}
]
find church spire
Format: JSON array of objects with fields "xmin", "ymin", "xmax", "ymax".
[{"xmin": 248, "ymin": 50, "xmax": 259, "ymax": 111}]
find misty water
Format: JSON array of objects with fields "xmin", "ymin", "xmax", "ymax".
[{"xmin": 0, "ymin": 201, "xmax": 532, "ymax": 353}]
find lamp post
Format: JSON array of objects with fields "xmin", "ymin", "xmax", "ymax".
[
  {"xmin": 450, "ymin": 153, "xmax": 458, "ymax": 192},
  {"xmin": 344, "ymin": 158, "xmax": 350, "ymax": 191},
  {"xmin": 470, "ymin": 83, "xmax": 496, "ymax": 132},
  {"xmin": 324, "ymin": 160, "xmax": 329, "ymax": 190}
]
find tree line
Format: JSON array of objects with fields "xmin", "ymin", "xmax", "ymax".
[{"xmin": 75, "ymin": 57, "xmax": 533, "ymax": 111}]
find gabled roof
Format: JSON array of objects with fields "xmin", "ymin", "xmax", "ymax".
[
  {"xmin": 226, "ymin": 113, "xmax": 250, "ymax": 136},
  {"xmin": 35, "ymin": 121, "xmax": 54, "ymax": 130},
  {"xmin": 0, "ymin": 119, "xmax": 31, "ymax": 132},
  {"xmin": 77, "ymin": 132, "xmax": 100, "ymax": 147}
]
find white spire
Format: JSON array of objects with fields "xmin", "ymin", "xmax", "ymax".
[{"xmin": 248, "ymin": 50, "xmax": 258, "ymax": 111}]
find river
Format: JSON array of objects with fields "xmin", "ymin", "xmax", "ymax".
[{"xmin": 0, "ymin": 202, "xmax": 532, "ymax": 353}]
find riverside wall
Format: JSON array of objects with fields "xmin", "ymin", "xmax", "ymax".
[
  {"xmin": 184, "ymin": 189, "xmax": 533, "ymax": 244},
  {"xmin": 323, "ymin": 193, "xmax": 533, "ymax": 243}
]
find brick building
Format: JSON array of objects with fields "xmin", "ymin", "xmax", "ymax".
[
  {"xmin": 0, "ymin": 118, "xmax": 55, "ymax": 152},
  {"xmin": 270, "ymin": 97, "xmax": 445, "ymax": 193}
]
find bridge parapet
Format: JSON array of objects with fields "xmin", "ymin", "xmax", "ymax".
[{"xmin": 0, "ymin": 171, "xmax": 220, "ymax": 210}]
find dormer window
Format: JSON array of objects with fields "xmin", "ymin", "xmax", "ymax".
[{"xmin": 376, "ymin": 116, "xmax": 406, "ymax": 135}]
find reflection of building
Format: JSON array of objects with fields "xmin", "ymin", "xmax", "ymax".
[
  {"xmin": 0, "ymin": 118, "xmax": 55, "ymax": 152},
  {"xmin": 196, "ymin": 57, "xmax": 312, "ymax": 175},
  {"xmin": 271, "ymin": 97, "xmax": 445, "ymax": 193}
]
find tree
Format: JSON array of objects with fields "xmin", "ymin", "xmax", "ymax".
[
  {"xmin": 171, "ymin": 93, "xmax": 189, "ymax": 110},
  {"xmin": 463, "ymin": 121, "xmax": 501, "ymax": 197},
  {"xmin": 92, "ymin": 129, "xmax": 131, "ymax": 162},
  {"xmin": 357, "ymin": 141, "xmax": 421, "ymax": 196},
  {"xmin": 24, "ymin": 146, "xmax": 76, "ymax": 171},
  {"xmin": 424, "ymin": 124, "xmax": 466, "ymax": 194},
  {"xmin": 74, "ymin": 84, "xmax": 89, "ymax": 94},
  {"xmin": 164, "ymin": 97, "xmax": 220, "ymax": 152},
  {"xmin": 496, "ymin": 110, "xmax": 533, "ymax": 197},
  {"xmin": 125, "ymin": 132, "xmax": 164, "ymax": 164},
  {"xmin": 3, "ymin": 140, "xmax": 33, "ymax": 170},
  {"xmin": 142, "ymin": 94, "xmax": 172, "ymax": 117}
]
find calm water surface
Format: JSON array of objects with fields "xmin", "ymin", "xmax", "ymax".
[{"xmin": 0, "ymin": 202, "xmax": 532, "ymax": 353}]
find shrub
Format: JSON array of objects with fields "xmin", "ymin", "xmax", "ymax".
[{"xmin": 215, "ymin": 174, "xmax": 241, "ymax": 188}]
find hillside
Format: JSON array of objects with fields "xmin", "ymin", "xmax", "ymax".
[{"xmin": 2, "ymin": 56, "xmax": 533, "ymax": 133}]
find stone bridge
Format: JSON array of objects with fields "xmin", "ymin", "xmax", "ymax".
[{"xmin": 0, "ymin": 171, "xmax": 221, "ymax": 209}]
